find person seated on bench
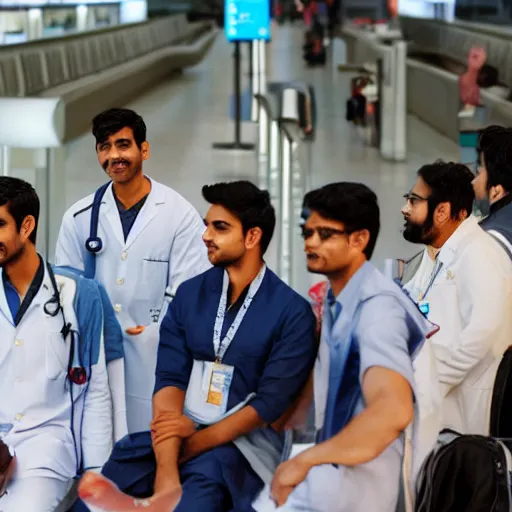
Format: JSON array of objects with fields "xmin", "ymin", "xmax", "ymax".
[
  {"xmin": 253, "ymin": 183, "xmax": 436, "ymax": 512},
  {"xmin": 77, "ymin": 180, "xmax": 317, "ymax": 512},
  {"xmin": 0, "ymin": 177, "xmax": 112, "ymax": 511}
]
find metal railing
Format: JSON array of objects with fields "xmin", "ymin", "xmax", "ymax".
[{"xmin": 255, "ymin": 83, "xmax": 314, "ymax": 289}]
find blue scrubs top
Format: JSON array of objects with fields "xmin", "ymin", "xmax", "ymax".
[
  {"xmin": 154, "ymin": 266, "xmax": 317, "ymax": 425},
  {"xmin": 2, "ymin": 255, "xmax": 44, "ymax": 325},
  {"xmin": 114, "ymin": 192, "xmax": 148, "ymax": 241}
]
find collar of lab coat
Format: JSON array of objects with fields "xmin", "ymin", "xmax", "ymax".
[
  {"xmin": 0, "ymin": 261, "xmax": 54, "ymax": 327},
  {"xmin": 438, "ymin": 216, "xmax": 480, "ymax": 268},
  {"xmin": 101, "ymin": 176, "xmax": 167, "ymax": 250}
]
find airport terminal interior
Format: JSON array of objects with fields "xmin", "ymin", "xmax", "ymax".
[{"xmin": 3, "ymin": 0, "xmax": 512, "ymax": 507}]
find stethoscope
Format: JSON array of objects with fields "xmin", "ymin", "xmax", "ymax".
[
  {"xmin": 44, "ymin": 263, "xmax": 89, "ymax": 475},
  {"xmin": 44, "ymin": 262, "xmax": 87, "ymax": 386},
  {"xmin": 84, "ymin": 182, "xmax": 110, "ymax": 256}
]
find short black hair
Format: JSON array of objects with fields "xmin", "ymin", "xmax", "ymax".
[
  {"xmin": 0, "ymin": 177, "xmax": 40, "ymax": 244},
  {"xmin": 417, "ymin": 161, "xmax": 474, "ymax": 219},
  {"xmin": 478, "ymin": 125, "xmax": 512, "ymax": 194},
  {"xmin": 202, "ymin": 181, "xmax": 276, "ymax": 255},
  {"xmin": 92, "ymin": 108, "xmax": 147, "ymax": 149},
  {"xmin": 302, "ymin": 182, "xmax": 380, "ymax": 259}
]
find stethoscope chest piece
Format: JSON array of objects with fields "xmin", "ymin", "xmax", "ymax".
[
  {"xmin": 69, "ymin": 367, "xmax": 87, "ymax": 385},
  {"xmin": 85, "ymin": 237, "xmax": 103, "ymax": 253}
]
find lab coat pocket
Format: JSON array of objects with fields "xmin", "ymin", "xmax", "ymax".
[
  {"xmin": 142, "ymin": 258, "xmax": 169, "ymax": 300},
  {"xmin": 46, "ymin": 332, "xmax": 69, "ymax": 380}
]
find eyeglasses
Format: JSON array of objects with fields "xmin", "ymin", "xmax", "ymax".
[
  {"xmin": 301, "ymin": 226, "xmax": 347, "ymax": 241},
  {"xmin": 403, "ymin": 193, "xmax": 428, "ymax": 207}
]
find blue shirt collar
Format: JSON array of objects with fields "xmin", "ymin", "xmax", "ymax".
[
  {"xmin": 328, "ymin": 261, "xmax": 371, "ymax": 309},
  {"xmin": 326, "ymin": 262, "xmax": 371, "ymax": 325}
]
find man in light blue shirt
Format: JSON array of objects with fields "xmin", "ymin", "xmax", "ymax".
[{"xmin": 254, "ymin": 182, "xmax": 435, "ymax": 512}]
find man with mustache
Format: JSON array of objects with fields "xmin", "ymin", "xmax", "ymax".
[
  {"xmin": 74, "ymin": 181, "xmax": 317, "ymax": 512},
  {"xmin": 401, "ymin": 160, "xmax": 512, "ymax": 436},
  {"xmin": 55, "ymin": 108, "xmax": 210, "ymax": 436}
]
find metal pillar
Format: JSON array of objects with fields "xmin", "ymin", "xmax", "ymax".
[
  {"xmin": 278, "ymin": 134, "xmax": 293, "ymax": 286},
  {"xmin": 1, "ymin": 146, "xmax": 10, "ymax": 176}
]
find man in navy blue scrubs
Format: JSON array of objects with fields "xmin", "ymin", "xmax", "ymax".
[{"xmin": 78, "ymin": 181, "xmax": 317, "ymax": 512}]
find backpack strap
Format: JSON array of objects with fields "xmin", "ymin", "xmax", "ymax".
[
  {"xmin": 487, "ymin": 229, "xmax": 512, "ymax": 261},
  {"xmin": 84, "ymin": 183, "xmax": 110, "ymax": 279}
]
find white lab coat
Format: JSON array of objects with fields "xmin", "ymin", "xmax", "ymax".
[
  {"xmin": 426, "ymin": 216, "xmax": 512, "ymax": 435},
  {"xmin": 55, "ymin": 177, "xmax": 210, "ymax": 433},
  {"xmin": 0, "ymin": 265, "xmax": 112, "ymax": 510}
]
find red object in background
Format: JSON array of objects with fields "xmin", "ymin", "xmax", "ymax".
[
  {"xmin": 388, "ymin": 0, "xmax": 398, "ymax": 17},
  {"xmin": 308, "ymin": 281, "xmax": 328, "ymax": 334},
  {"xmin": 459, "ymin": 47, "xmax": 487, "ymax": 106}
]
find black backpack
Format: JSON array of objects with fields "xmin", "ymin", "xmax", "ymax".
[
  {"xmin": 415, "ymin": 429, "xmax": 512, "ymax": 512},
  {"xmin": 490, "ymin": 347, "xmax": 512, "ymax": 438}
]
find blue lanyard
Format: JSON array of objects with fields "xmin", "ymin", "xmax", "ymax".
[{"xmin": 419, "ymin": 261, "xmax": 443, "ymax": 301}]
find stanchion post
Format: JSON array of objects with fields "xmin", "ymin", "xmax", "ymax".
[
  {"xmin": 279, "ymin": 133, "xmax": 293, "ymax": 286},
  {"xmin": 393, "ymin": 40, "xmax": 407, "ymax": 161},
  {"xmin": 1, "ymin": 145, "xmax": 10, "ymax": 176},
  {"xmin": 258, "ymin": 40, "xmax": 267, "ymax": 95},
  {"xmin": 269, "ymin": 119, "xmax": 280, "ymax": 195},
  {"xmin": 213, "ymin": 41, "xmax": 255, "ymax": 151},
  {"xmin": 251, "ymin": 41, "xmax": 260, "ymax": 122}
]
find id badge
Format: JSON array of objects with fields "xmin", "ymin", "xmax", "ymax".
[
  {"xmin": 206, "ymin": 363, "xmax": 234, "ymax": 408},
  {"xmin": 418, "ymin": 300, "xmax": 430, "ymax": 318},
  {"xmin": 0, "ymin": 424, "xmax": 13, "ymax": 439}
]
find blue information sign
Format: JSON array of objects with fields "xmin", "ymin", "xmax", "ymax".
[{"xmin": 225, "ymin": 0, "xmax": 270, "ymax": 41}]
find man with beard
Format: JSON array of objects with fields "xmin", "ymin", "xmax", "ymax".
[
  {"xmin": 55, "ymin": 108, "xmax": 210, "ymax": 436},
  {"xmin": 76, "ymin": 181, "xmax": 317, "ymax": 512},
  {"xmin": 0, "ymin": 177, "xmax": 112, "ymax": 510},
  {"xmin": 400, "ymin": 160, "xmax": 512, "ymax": 436}
]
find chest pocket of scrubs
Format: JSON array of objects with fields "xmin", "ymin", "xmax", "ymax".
[{"xmin": 46, "ymin": 333, "xmax": 69, "ymax": 380}]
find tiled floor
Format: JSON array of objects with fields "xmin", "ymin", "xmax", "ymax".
[{"xmin": 59, "ymin": 23, "xmax": 459, "ymax": 295}]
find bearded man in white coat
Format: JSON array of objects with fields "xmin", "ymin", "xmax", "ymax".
[{"xmin": 401, "ymin": 160, "xmax": 512, "ymax": 435}]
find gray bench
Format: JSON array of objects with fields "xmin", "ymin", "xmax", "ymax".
[{"xmin": 0, "ymin": 14, "xmax": 217, "ymax": 141}]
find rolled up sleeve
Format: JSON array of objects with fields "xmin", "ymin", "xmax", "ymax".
[
  {"xmin": 154, "ymin": 286, "xmax": 193, "ymax": 395},
  {"xmin": 249, "ymin": 300, "xmax": 317, "ymax": 424},
  {"xmin": 356, "ymin": 295, "xmax": 414, "ymax": 391}
]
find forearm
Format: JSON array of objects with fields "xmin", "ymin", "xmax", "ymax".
[
  {"xmin": 152, "ymin": 387, "xmax": 186, "ymax": 490},
  {"xmin": 154, "ymin": 437, "xmax": 182, "ymax": 491},
  {"xmin": 182, "ymin": 405, "xmax": 263, "ymax": 460},
  {"xmin": 82, "ymin": 365, "xmax": 113, "ymax": 469},
  {"xmin": 296, "ymin": 400, "xmax": 409, "ymax": 470}
]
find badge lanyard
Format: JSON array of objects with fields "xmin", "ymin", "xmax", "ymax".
[
  {"xmin": 418, "ymin": 261, "xmax": 444, "ymax": 302},
  {"xmin": 213, "ymin": 265, "xmax": 267, "ymax": 364}
]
